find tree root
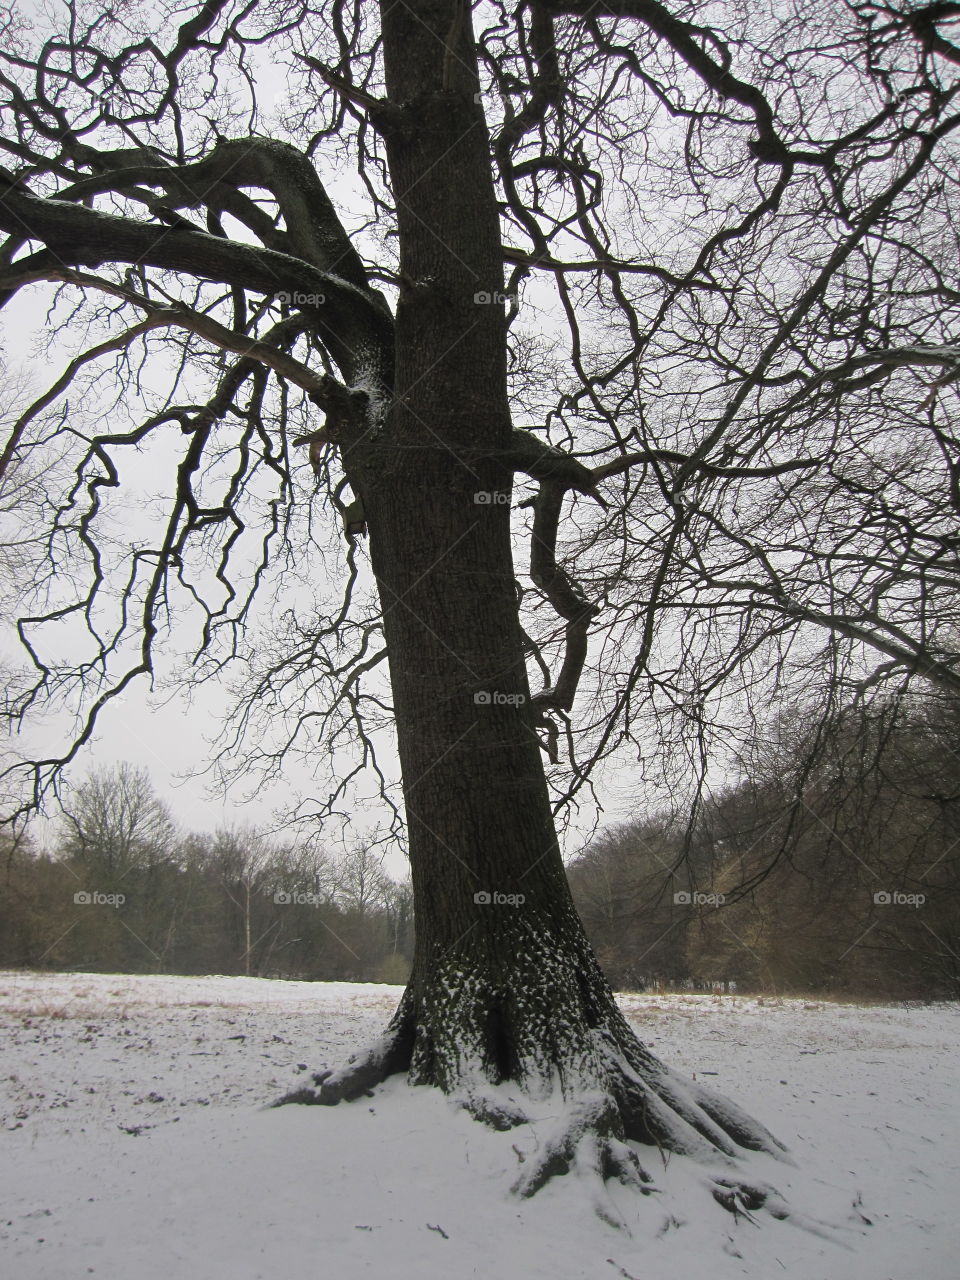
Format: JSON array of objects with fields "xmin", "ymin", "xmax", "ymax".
[
  {"xmin": 457, "ymin": 1088, "xmax": 529, "ymax": 1131},
  {"xmin": 510, "ymin": 1096, "xmax": 655, "ymax": 1200},
  {"xmin": 274, "ymin": 977, "xmax": 790, "ymax": 1214},
  {"xmin": 709, "ymin": 1176, "xmax": 787, "ymax": 1222},
  {"xmin": 273, "ymin": 992, "xmax": 414, "ymax": 1106},
  {"xmin": 597, "ymin": 1028, "xmax": 787, "ymax": 1163}
]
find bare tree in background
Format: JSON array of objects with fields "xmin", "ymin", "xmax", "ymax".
[
  {"xmin": 2, "ymin": 0, "xmax": 960, "ymax": 1201},
  {"xmin": 59, "ymin": 763, "xmax": 178, "ymax": 880},
  {"xmin": 55, "ymin": 762, "xmax": 181, "ymax": 966},
  {"xmin": 207, "ymin": 825, "xmax": 278, "ymax": 976},
  {"xmin": 332, "ymin": 840, "xmax": 391, "ymax": 919}
]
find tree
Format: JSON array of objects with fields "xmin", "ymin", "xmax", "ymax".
[
  {"xmin": 331, "ymin": 841, "xmax": 392, "ymax": 920},
  {"xmin": 568, "ymin": 817, "xmax": 691, "ymax": 990},
  {"xmin": 689, "ymin": 692, "xmax": 960, "ymax": 998},
  {"xmin": 3, "ymin": 0, "xmax": 960, "ymax": 1203},
  {"xmin": 0, "ymin": 829, "xmax": 79, "ymax": 969},
  {"xmin": 57, "ymin": 763, "xmax": 182, "ymax": 968},
  {"xmin": 206, "ymin": 825, "xmax": 281, "ymax": 976},
  {"xmin": 59, "ymin": 763, "xmax": 177, "ymax": 880},
  {"xmin": 380, "ymin": 873, "xmax": 415, "ymax": 983}
]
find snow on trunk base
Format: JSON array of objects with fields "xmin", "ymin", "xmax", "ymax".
[{"xmin": 0, "ymin": 971, "xmax": 957, "ymax": 1279}]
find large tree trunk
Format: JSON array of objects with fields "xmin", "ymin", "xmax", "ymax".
[
  {"xmin": 283, "ymin": 0, "xmax": 784, "ymax": 1198},
  {"xmin": 293, "ymin": 450, "xmax": 785, "ymax": 1192}
]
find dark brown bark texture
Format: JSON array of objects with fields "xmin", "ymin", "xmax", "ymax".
[{"xmin": 283, "ymin": 0, "xmax": 786, "ymax": 1196}]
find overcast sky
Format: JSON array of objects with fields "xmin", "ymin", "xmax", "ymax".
[
  {"xmin": 0, "ymin": 33, "xmax": 647, "ymax": 875},
  {"xmin": 0, "ymin": 277, "xmax": 641, "ymax": 875}
]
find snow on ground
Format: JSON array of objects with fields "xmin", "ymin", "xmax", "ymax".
[{"xmin": 0, "ymin": 971, "xmax": 957, "ymax": 1279}]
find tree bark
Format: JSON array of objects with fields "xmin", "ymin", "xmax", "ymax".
[{"xmin": 282, "ymin": 0, "xmax": 785, "ymax": 1198}]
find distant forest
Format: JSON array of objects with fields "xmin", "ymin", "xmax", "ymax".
[
  {"xmin": 2, "ymin": 692, "xmax": 958, "ymax": 999},
  {"xmin": 570, "ymin": 692, "xmax": 960, "ymax": 1000}
]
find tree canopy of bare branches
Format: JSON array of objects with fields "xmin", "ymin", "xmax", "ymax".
[{"xmin": 2, "ymin": 0, "xmax": 960, "ymax": 1205}]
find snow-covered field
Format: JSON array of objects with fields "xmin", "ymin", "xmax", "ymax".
[{"xmin": 0, "ymin": 971, "xmax": 957, "ymax": 1279}]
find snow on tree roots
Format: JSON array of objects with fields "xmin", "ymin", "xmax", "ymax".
[{"xmin": 277, "ymin": 922, "xmax": 788, "ymax": 1212}]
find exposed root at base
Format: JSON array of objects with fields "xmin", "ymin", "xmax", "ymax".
[
  {"xmin": 510, "ymin": 1096, "xmax": 655, "ymax": 1201},
  {"xmin": 274, "ymin": 994, "xmax": 414, "ymax": 1107},
  {"xmin": 710, "ymin": 1177, "xmax": 788, "ymax": 1222},
  {"xmin": 273, "ymin": 1022, "xmax": 873, "ymax": 1243},
  {"xmin": 274, "ymin": 976, "xmax": 793, "ymax": 1217}
]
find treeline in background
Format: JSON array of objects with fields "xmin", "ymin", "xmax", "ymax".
[
  {"xmin": 2, "ymin": 691, "xmax": 959, "ymax": 998},
  {"xmin": 570, "ymin": 693, "xmax": 960, "ymax": 1000},
  {"xmin": 0, "ymin": 765, "xmax": 414, "ymax": 984}
]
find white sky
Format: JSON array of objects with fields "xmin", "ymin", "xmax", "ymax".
[
  {"xmin": 0, "ymin": 23, "xmax": 654, "ymax": 873},
  {"xmin": 0, "ymin": 280, "xmax": 640, "ymax": 874}
]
